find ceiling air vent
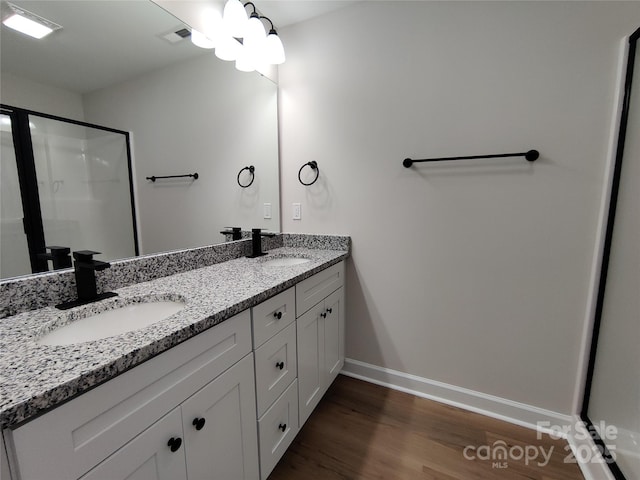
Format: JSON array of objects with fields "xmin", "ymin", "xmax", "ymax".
[{"xmin": 161, "ymin": 27, "xmax": 191, "ymax": 44}]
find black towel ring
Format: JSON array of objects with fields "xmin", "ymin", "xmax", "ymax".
[
  {"xmin": 298, "ymin": 161, "xmax": 319, "ymax": 186},
  {"xmin": 237, "ymin": 165, "xmax": 255, "ymax": 188}
]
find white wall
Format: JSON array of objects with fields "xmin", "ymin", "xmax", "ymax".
[
  {"xmin": 279, "ymin": 1, "xmax": 640, "ymax": 415},
  {"xmin": 83, "ymin": 52, "xmax": 279, "ymax": 254},
  {"xmin": 0, "ymin": 72, "xmax": 84, "ymax": 121}
]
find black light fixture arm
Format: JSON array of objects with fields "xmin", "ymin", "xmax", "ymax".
[
  {"xmin": 237, "ymin": 165, "xmax": 255, "ymax": 188},
  {"xmin": 242, "ymin": 2, "xmax": 277, "ymax": 33},
  {"xmin": 259, "ymin": 15, "xmax": 277, "ymax": 34},
  {"xmin": 298, "ymin": 161, "xmax": 320, "ymax": 186},
  {"xmin": 403, "ymin": 149, "xmax": 539, "ymax": 168}
]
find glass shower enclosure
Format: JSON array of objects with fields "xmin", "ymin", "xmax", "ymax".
[
  {"xmin": 0, "ymin": 106, "xmax": 137, "ymax": 279},
  {"xmin": 581, "ymin": 27, "xmax": 640, "ymax": 480}
]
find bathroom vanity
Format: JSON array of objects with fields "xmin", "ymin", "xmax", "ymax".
[{"xmin": 0, "ymin": 238, "xmax": 348, "ymax": 480}]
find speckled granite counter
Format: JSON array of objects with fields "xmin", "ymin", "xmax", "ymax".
[{"xmin": 0, "ymin": 246, "xmax": 348, "ymax": 429}]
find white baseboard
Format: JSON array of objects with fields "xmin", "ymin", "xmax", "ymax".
[
  {"xmin": 340, "ymin": 359, "xmax": 629, "ymax": 479},
  {"xmin": 340, "ymin": 358, "xmax": 572, "ymax": 434},
  {"xmin": 565, "ymin": 415, "xmax": 617, "ymax": 480}
]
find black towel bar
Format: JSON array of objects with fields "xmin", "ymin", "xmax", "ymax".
[
  {"xmin": 403, "ymin": 150, "xmax": 539, "ymax": 168},
  {"xmin": 146, "ymin": 173, "xmax": 199, "ymax": 182}
]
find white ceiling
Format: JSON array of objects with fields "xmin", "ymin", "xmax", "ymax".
[
  {"xmin": 257, "ymin": 1, "xmax": 358, "ymax": 28},
  {"xmin": 0, "ymin": 0, "xmax": 357, "ymax": 94}
]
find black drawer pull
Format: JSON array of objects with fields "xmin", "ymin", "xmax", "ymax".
[
  {"xmin": 320, "ymin": 312, "xmax": 327, "ymax": 318},
  {"xmin": 167, "ymin": 437, "xmax": 182, "ymax": 452},
  {"xmin": 192, "ymin": 417, "xmax": 206, "ymax": 430},
  {"xmin": 273, "ymin": 311, "xmax": 283, "ymax": 320},
  {"xmin": 326, "ymin": 307, "xmax": 333, "ymax": 314},
  {"xmin": 276, "ymin": 361, "xmax": 285, "ymax": 370},
  {"xmin": 278, "ymin": 423, "xmax": 287, "ymax": 432}
]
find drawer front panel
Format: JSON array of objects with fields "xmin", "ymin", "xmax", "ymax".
[
  {"xmin": 252, "ymin": 287, "xmax": 295, "ymax": 348},
  {"xmin": 11, "ymin": 311, "xmax": 252, "ymax": 480},
  {"xmin": 257, "ymin": 380, "xmax": 299, "ymax": 480},
  {"xmin": 254, "ymin": 322, "xmax": 297, "ymax": 417},
  {"xmin": 295, "ymin": 262, "xmax": 344, "ymax": 317}
]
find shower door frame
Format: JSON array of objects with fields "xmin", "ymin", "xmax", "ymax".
[
  {"xmin": 580, "ymin": 26, "xmax": 640, "ymax": 480},
  {"xmin": 0, "ymin": 104, "xmax": 139, "ymax": 274}
]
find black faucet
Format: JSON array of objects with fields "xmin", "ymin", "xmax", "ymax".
[
  {"xmin": 56, "ymin": 250, "xmax": 117, "ymax": 310},
  {"xmin": 220, "ymin": 227, "xmax": 243, "ymax": 241},
  {"xmin": 37, "ymin": 245, "xmax": 72, "ymax": 271},
  {"xmin": 247, "ymin": 228, "xmax": 276, "ymax": 258}
]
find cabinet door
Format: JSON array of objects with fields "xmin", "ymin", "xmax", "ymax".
[
  {"xmin": 323, "ymin": 287, "xmax": 344, "ymax": 386},
  {"xmin": 80, "ymin": 408, "xmax": 187, "ymax": 480},
  {"xmin": 296, "ymin": 302, "xmax": 326, "ymax": 427},
  {"xmin": 181, "ymin": 354, "xmax": 259, "ymax": 480}
]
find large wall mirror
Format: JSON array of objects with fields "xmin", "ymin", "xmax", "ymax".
[{"xmin": 0, "ymin": 0, "xmax": 280, "ymax": 280}]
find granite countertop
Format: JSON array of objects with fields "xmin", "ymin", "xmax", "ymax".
[{"xmin": 0, "ymin": 247, "xmax": 348, "ymax": 429}]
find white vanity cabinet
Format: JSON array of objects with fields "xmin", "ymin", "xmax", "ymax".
[
  {"xmin": 6, "ymin": 311, "xmax": 259, "ymax": 480},
  {"xmin": 295, "ymin": 263, "xmax": 345, "ymax": 427},
  {"xmin": 4, "ymin": 259, "xmax": 347, "ymax": 480}
]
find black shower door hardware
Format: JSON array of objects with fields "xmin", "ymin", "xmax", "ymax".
[
  {"xmin": 146, "ymin": 173, "xmax": 199, "ymax": 182},
  {"xmin": 402, "ymin": 149, "xmax": 539, "ymax": 167}
]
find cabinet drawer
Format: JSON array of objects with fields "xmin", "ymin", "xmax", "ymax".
[
  {"xmin": 254, "ymin": 322, "xmax": 297, "ymax": 417},
  {"xmin": 252, "ymin": 287, "xmax": 295, "ymax": 348},
  {"xmin": 296, "ymin": 262, "xmax": 344, "ymax": 317},
  {"xmin": 257, "ymin": 380, "xmax": 299, "ymax": 480},
  {"xmin": 10, "ymin": 311, "xmax": 252, "ymax": 480}
]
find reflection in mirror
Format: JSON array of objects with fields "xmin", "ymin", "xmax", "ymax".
[{"xmin": 0, "ymin": 0, "xmax": 280, "ymax": 280}]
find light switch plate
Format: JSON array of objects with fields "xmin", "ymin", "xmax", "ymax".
[
  {"xmin": 292, "ymin": 203, "xmax": 301, "ymax": 220},
  {"xmin": 263, "ymin": 203, "xmax": 272, "ymax": 219}
]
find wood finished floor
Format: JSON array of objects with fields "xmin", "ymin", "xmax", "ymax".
[{"xmin": 269, "ymin": 375, "xmax": 584, "ymax": 480}]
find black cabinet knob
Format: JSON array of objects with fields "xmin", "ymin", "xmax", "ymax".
[
  {"xmin": 276, "ymin": 361, "xmax": 285, "ymax": 370},
  {"xmin": 320, "ymin": 312, "xmax": 327, "ymax": 318},
  {"xmin": 278, "ymin": 423, "xmax": 287, "ymax": 432},
  {"xmin": 327, "ymin": 307, "xmax": 333, "ymax": 314},
  {"xmin": 192, "ymin": 417, "xmax": 206, "ymax": 430},
  {"xmin": 167, "ymin": 437, "xmax": 182, "ymax": 452},
  {"xmin": 273, "ymin": 311, "xmax": 283, "ymax": 320}
]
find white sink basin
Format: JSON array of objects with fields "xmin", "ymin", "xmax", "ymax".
[
  {"xmin": 261, "ymin": 257, "xmax": 310, "ymax": 267},
  {"xmin": 36, "ymin": 300, "xmax": 186, "ymax": 346}
]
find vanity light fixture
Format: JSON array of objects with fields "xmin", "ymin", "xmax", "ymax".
[
  {"xmin": 208, "ymin": 0, "xmax": 285, "ymax": 71},
  {"xmin": 2, "ymin": 2, "xmax": 62, "ymax": 39},
  {"xmin": 222, "ymin": 0, "xmax": 248, "ymax": 37},
  {"xmin": 190, "ymin": 29, "xmax": 216, "ymax": 49},
  {"xmin": 262, "ymin": 17, "xmax": 285, "ymax": 65},
  {"xmin": 215, "ymin": 32, "xmax": 242, "ymax": 61}
]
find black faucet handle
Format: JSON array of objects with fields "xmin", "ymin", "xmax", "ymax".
[
  {"xmin": 252, "ymin": 228, "xmax": 276, "ymax": 238},
  {"xmin": 47, "ymin": 245, "xmax": 71, "ymax": 256},
  {"xmin": 73, "ymin": 250, "xmax": 102, "ymax": 261}
]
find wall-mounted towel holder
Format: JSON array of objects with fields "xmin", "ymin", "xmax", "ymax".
[
  {"xmin": 403, "ymin": 149, "xmax": 539, "ymax": 168},
  {"xmin": 146, "ymin": 173, "xmax": 199, "ymax": 182},
  {"xmin": 237, "ymin": 166, "xmax": 255, "ymax": 188},
  {"xmin": 298, "ymin": 161, "xmax": 320, "ymax": 186}
]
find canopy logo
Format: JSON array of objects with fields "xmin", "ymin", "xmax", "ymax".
[{"xmin": 462, "ymin": 440, "xmax": 554, "ymax": 469}]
